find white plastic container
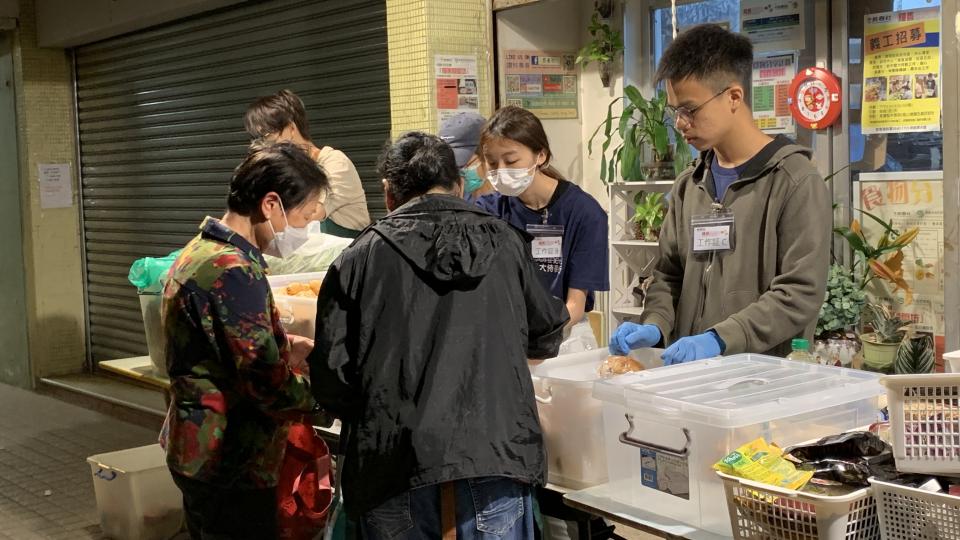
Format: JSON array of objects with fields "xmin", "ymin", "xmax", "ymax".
[
  {"xmin": 530, "ymin": 348, "xmax": 662, "ymax": 489},
  {"xmin": 87, "ymin": 444, "xmax": 183, "ymax": 540},
  {"xmin": 719, "ymin": 472, "xmax": 881, "ymax": 540},
  {"xmin": 593, "ymin": 354, "xmax": 884, "ymax": 536},
  {"xmin": 138, "ymin": 292, "xmax": 167, "ymax": 378},
  {"xmin": 268, "ymin": 272, "xmax": 326, "ymax": 338},
  {"xmin": 870, "ymin": 477, "xmax": 960, "ymax": 540},
  {"xmin": 943, "ymin": 349, "xmax": 960, "ymax": 373},
  {"xmin": 881, "ymin": 373, "xmax": 960, "ymax": 474}
]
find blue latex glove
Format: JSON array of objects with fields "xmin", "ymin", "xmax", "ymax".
[
  {"xmin": 662, "ymin": 331, "xmax": 723, "ymax": 365},
  {"xmin": 609, "ymin": 323, "xmax": 662, "ymax": 355}
]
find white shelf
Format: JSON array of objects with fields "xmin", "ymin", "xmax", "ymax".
[
  {"xmin": 612, "ymin": 239, "xmax": 658, "ymax": 247},
  {"xmin": 611, "ymin": 306, "xmax": 644, "ymax": 317}
]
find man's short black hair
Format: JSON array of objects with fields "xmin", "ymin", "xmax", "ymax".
[
  {"xmin": 377, "ymin": 131, "xmax": 459, "ymax": 206},
  {"xmin": 227, "ymin": 141, "xmax": 328, "ymax": 215},
  {"xmin": 656, "ymin": 24, "xmax": 753, "ymax": 104},
  {"xmin": 244, "ymin": 89, "xmax": 311, "ymax": 140}
]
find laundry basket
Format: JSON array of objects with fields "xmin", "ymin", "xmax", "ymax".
[
  {"xmin": 719, "ymin": 472, "xmax": 881, "ymax": 540},
  {"xmin": 870, "ymin": 478, "xmax": 960, "ymax": 540},
  {"xmin": 881, "ymin": 374, "xmax": 960, "ymax": 474}
]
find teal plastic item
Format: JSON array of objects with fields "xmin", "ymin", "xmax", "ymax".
[{"xmin": 128, "ymin": 250, "xmax": 182, "ymax": 293}]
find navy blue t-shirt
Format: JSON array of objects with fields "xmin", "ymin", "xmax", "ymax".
[
  {"xmin": 711, "ymin": 154, "xmax": 747, "ymax": 202},
  {"xmin": 476, "ymin": 181, "xmax": 609, "ymax": 312}
]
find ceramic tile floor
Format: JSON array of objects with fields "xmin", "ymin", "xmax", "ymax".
[{"xmin": 0, "ymin": 383, "xmax": 184, "ymax": 539}]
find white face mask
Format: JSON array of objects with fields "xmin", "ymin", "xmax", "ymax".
[
  {"xmin": 263, "ymin": 201, "xmax": 309, "ymax": 258},
  {"xmin": 487, "ymin": 162, "xmax": 537, "ymax": 197}
]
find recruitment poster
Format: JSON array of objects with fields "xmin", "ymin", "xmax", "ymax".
[
  {"xmin": 856, "ymin": 172, "xmax": 944, "ymax": 336},
  {"xmin": 861, "ymin": 8, "xmax": 941, "ymax": 134},
  {"xmin": 752, "ymin": 54, "xmax": 796, "ymax": 134},
  {"xmin": 435, "ymin": 55, "xmax": 479, "ymax": 125},
  {"xmin": 503, "ymin": 49, "xmax": 578, "ymax": 120},
  {"xmin": 740, "ymin": 0, "xmax": 805, "ymax": 53}
]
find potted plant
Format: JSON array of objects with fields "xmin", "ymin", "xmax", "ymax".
[
  {"xmin": 895, "ymin": 329, "xmax": 935, "ymax": 374},
  {"xmin": 817, "ymin": 264, "xmax": 867, "ymax": 338},
  {"xmin": 860, "ymin": 303, "xmax": 912, "ymax": 373},
  {"xmin": 632, "ymin": 192, "xmax": 666, "ymax": 241},
  {"xmin": 576, "ymin": 12, "xmax": 624, "ymax": 88},
  {"xmin": 587, "ymin": 87, "xmax": 692, "ymax": 182}
]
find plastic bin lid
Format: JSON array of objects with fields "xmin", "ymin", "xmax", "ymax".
[
  {"xmin": 592, "ymin": 353, "xmax": 883, "ymax": 428},
  {"xmin": 531, "ymin": 348, "xmax": 664, "ymax": 385}
]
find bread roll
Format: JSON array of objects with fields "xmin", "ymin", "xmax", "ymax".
[{"xmin": 598, "ymin": 355, "xmax": 645, "ymax": 377}]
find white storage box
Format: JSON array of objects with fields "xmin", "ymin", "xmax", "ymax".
[
  {"xmin": 881, "ymin": 373, "xmax": 960, "ymax": 474},
  {"xmin": 87, "ymin": 444, "xmax": 183, "ymax": 540},
  {"xmin": 531, "ymin": 348, "xmax": 662, "ymax": 489},
  {"xmin": 593, "ymin": 354, "xmax": 884, "ymax": 536},
  {"xmin": 943, "ymin": 350, "xmax": 960, "ymax": 373},
  {"xmin": 870, "ymin": 477, "xmax": 960, "ymax": 540},
  {"xmin": 138, "ymin": 292, "xmax": 167, "ymax": 378},
  {"xmin": 719, "ymin": 472, "xmax": 880, "ymax": 540},
  {"xmin": 268, "ymin": 272, "xmax": 326, "ymax": 338}
]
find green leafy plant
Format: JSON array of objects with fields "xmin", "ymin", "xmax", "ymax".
[
  {"xmin": 895, "ymin": 332, "xmax": 935, "ymax": 374},
  {"xmin": 588, "ymin": 87, "xmax": 692, "ymax": 183},
  {"xmin": 576, "ymin": 12, "xmax": 624, "ymax": 87},
  {"xmin": 632, "ymin": 192, "xmax": 666, "ymax": 241},
  {"xmin": 817, "ymin": 264, "xmax": 867, "ymax": 337},
  {"xmin": 833, "ymin": 211, "xmax": 918, "ymax": 304},
  {"xmin": 862, "ymin": 303, "xmax": 911, "ymax": 345}
]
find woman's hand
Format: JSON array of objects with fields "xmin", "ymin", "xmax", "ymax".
[{"xmin": 287, "ymin": 335, "xmax": 315, "ymax": 372}]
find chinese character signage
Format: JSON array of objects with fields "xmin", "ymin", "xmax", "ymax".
[
  {"xmin": 503, "ymin": 50, "xmax": 578, "ymax": 120},
  {"xmin": 752, "ymin": 53, "xmax": 796, "ymax": 134},
  {"xmin": 435, "ymin": 55, "xmax": 480, "ymax": 126},
  {"xmin": 861, "ymin": 7, "xmax": 941, "ymax": 135},
  {"xmin": 740, "ymin": 0, "xmax": 805, "ymax": 53},
  {"xmin": 857, "ymin": 172, "xmax": 944, "ymax": 335}
]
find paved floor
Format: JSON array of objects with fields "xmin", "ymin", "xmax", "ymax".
[{"xmin": 0, "ymin": 383, "xmax": 174, "ymax": 539}]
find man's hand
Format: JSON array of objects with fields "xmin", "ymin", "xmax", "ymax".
[
  {"xmin": 609, "ymin": 323, "xmax": 662, "ymax": 355},
  {"xmin": 287, "ymin": 334, "xmax": 315, "ymax": 372},
  {"xmin": 661, "ymin": 332, "xmax": 722, "ymax": 365}
]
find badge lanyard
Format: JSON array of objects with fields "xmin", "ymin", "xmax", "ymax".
[{"xmin": 691, "ymin": 203, "xmax": 735, "ymax": 253}]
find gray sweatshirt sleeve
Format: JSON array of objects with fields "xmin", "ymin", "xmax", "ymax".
[
  {"xmin": 711, "ymin": 172, "xmax": 832, "ymax": 354},
  {"xmin": 641, "ymin": 182, "xmax": 686, "ymax": 344}
]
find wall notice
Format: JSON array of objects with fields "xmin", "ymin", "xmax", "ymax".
[
  {"xmin": 504, "ymin": 49, "xmax": 578, "ymax": 120},
  {"xmin": 740, "ymin": 0, "xmax": 805, "ymax": 53},
  {"xmin": 861, "ymin": 7, "xmax": 941, "ymax": 135},
  {"xmin": 38, "ymin": 163, "xmax": 72, "ymax": 209},
  {"xmin": 435, "ymin": 55, "xmax": 479, "ymax": 126},
  {"xmin": 856, "ymin": 172, "xmax": 944, "ymax": 335},
  {"xmin": 752, "ymin": 54, "xmax": 796, "ymax": 134}
]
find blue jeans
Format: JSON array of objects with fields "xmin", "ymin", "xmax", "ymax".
[{"xmin": 360, "ymin": 477, "xmax": 534, "ymax": 540}]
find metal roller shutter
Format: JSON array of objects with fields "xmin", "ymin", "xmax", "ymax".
[{"xmin": 75, "ymin": 0, "xmax": 390, "ymax": 361}]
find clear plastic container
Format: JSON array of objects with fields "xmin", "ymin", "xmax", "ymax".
[
  {"xmin": 87, "ymin": 444, "xmax": 183, "ymax": 540},
  {"xmin": 530, "ymin": 348, "xmax": 662, "ymax": 489},
  {"xmin": 138, "ymin": 292, "xmax": 167, "ymax": 378},
  {"xmin": 267, "ymin": 272, "xmax": 326, "ymax": 338},
  {"xmin": 787, "ymin": 338, "xmax": 815, "ymax": 364},
  {"xmin": 592, "ymin": 354, "xmax": 884, "ymax": 536}
]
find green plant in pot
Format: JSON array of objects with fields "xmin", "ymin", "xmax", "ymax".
[
  {"xmin": 588, "ymin": 87, "xmax": 692, "ymax": 182},
  {"xmin": 576, "ymin": 12, "xmax": 624, "ymax": 88},
  {"xmin": 632, "ymin": 192, "xmax": 666, "ymax": 241},
  {"xmin": 860, "ymin": 303, "xmax": 911, "ymax": 373},
  {"xmin": 895, "ymin": 328, "xmax": 935, "ymax": 374},
  {"xmin": 817, "ymin": 264, "xmax": 867, "ymax": 339}
]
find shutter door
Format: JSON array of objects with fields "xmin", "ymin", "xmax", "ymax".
[{"xmin": 75, "ymin": 0, "xmax": 390, "ymax": 361}]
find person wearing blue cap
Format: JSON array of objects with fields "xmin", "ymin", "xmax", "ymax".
[{"xmin": 439, "ymin": 112, "xmax": 494, "ymax": 203}]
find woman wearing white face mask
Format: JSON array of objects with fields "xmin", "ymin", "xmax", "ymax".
[
  {"xmin": 476, "ymin": 106, "xmax": 609, "ymax": 332},
  {"xmin": 161, "ymin": 141, "xmax": 326, "ymax": 540}
]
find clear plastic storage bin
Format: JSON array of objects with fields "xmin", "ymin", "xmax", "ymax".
[
  {"xmin": 592, "ymin": 354, "xmax": 884, "ymax": 536},
  {"xmin": 531, "ymin": 348, "xmax": 662, "ymax": 489},
  {"xmin": 267, "ymin": 272, "xmax": 326, "ymax": 338},
  {"xmin": 87, "ymin": 444, "xmax": 183, "ymax": 540},
  {"xmin": 881, "ymin": 373, "xmax": 960, "ymax": 474}
]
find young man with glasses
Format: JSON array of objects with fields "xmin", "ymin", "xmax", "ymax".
[{"xmin": 609, "ymin": 24, "xmax": 832, "ymax": 365}]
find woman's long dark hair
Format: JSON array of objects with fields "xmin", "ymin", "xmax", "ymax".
[{"xmin": 479, "ymin": 106, "xmax": 565, "ymax": 181}]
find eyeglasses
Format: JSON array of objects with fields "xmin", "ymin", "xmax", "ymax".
[{"xmin": 665, "ymin": 87, "xmax": 731, "ymax": 126}]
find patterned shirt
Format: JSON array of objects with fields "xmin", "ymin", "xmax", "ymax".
[{"xmin": 160, "ymin": 217, "xmax": 315, "ymax": 489}]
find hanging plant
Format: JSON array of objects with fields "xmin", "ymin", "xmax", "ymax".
[{"xmin": 576, "ymin": 12, "xmax": 624, "ymax": 88}]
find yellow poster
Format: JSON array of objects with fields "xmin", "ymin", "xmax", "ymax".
[
  {"xmin": 857, "ymin": 172, "xmax": 944, "ymax": 335},
  {"xmin": 861, "ymin": 8, "xmax": 940, "ymax": 134}
]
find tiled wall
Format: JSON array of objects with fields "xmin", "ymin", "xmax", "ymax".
[
  {"xmin": 12, "ymin": 0, "xmax": 86, "ymax": 379},
  {"xmin": 387, "ymin": 0, "xmax": 494, "ymax": 138}
]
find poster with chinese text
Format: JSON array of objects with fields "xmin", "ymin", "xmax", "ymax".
[
  {"xmin": 856, "ymin": 172, "xmax": 944, "ymax": 336},
  {"xmin": 861, "ymin": 8, "xmax": 941, "ymax": 134},
  {"xmin": 504, "ymin": 50, "xmax": 578, "ymax": 120},
  {"xmin": 435, "ymin": 55, "xmax": 479, "ymax": 126},
  {"xmin": 740, "ymin": 0, "xmax": 805, "ymax": 53},
  {"xmin": 752, "ymin": 54, "xmax": 796, "ymax": 134}
]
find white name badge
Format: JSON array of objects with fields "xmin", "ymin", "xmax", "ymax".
[
  {"xmin": 532, "ymin": 236, "xmax": 563, "ymax": 259},
  {"xmin": 691, "ymin": 211, "xmax": 735, "ymax": 253}
]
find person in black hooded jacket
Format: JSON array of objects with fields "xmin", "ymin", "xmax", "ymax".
[{"xmin": 307, "ymin": 131, "xmax": 569, "ymax": 539}]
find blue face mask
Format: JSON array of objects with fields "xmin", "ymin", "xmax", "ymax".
[{"xmin": 461, "ymin": 165, "xmax": 485, "ymax": 196}]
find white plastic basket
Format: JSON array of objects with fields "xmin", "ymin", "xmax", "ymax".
[
  {"xmin": 881, "ymin": 374, "xmax": 960, "ymax": 474},
  {"xmin": 718, "ymin": 472, "xmax": 881, "ymax": 540},
  {"xmin": 870, "ymin": 478, "xmax": 960, "ymax": 540}
]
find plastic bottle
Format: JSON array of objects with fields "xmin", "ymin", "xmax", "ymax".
[{"xmin": 786, "ymin": 338, "xmax": 815, "ymax": 363}]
